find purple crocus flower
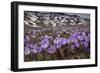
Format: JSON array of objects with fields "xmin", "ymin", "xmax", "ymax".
[
  {"xmin": 75, "ymin": 41, "xmax": 80, "ymax": 48},
  {"xmin": 40, "ymin": 38, "xmax": 49, "ymax": 49},
  {"xmin": 24, "ymin": 46, "xmax": 30, "ymax": 55},
  {"xmin": 84, "ymin": 36, "xmax": 90, "ymax": 42},
  {"xmin": 47, "ymin": 45, "xmax": 56, "ymax": 54},
  {"xmin": 62, "ymin": 38, "xmax": 68, "ymax": 45},
  {"xmin": 70, "ymin": 36, "xmax": 76, "ymax": 42},
  {"xmin": 53, "ymin": 37, "xmax": 61, "ymax": 44},
  {"xmin": 53, "ymin": 37, "xmax": 62, "ymax": 48},
  {"xmin": 83, "ymin": 41, "xmax": 88, "ymax": 48},
  {"xmin": 31, "ymin": 44, "xmax": 38, "ymax": 54},
  {"xmin": 55, "ymin": 43, "xmax": 62, "ymax": 48},
  {"xmin": 71, "ymin": 32, "xmax": 78, "ymax": 38},
  {"xmin": 74, "ymin": 39, "xmax": 80, "ymax": 48},
  {"xmin": 77, "ymin": 35, "xmax": 84, "ymax": 41},
  {"xmin": 37, "ymin": 47, "xmax": 42, "ymax": 53},
  {"xmin": 29, "ymin": 43, "xmax": 34, "ymax": 48},
  {"xmin": 24, "ymin": 35, "xmax": 30, "ymax": 43},
  {"xmin": 65, "ymin": 38, "xmax": 71, "ymax": 44},
  {"xmin": 25, "ymin": 43, "xmax": 30, "ymax": 47}
]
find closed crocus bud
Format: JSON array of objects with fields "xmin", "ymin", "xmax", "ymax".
[{"xmin": 75, "ymin": 41, "xmax": 80, "ymax": 48}]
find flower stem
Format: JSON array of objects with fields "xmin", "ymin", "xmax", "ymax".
[{"xmin": 59, "ymin": 48, "xmax": 65, "ymax": 59}]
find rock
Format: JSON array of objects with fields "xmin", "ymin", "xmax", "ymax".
[{"xmin": 24, "ymin": 11, "xmax": 90, "ymax": 28}]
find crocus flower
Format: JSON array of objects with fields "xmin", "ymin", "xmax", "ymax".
[
  {"xmin": 83, "ymin": 41, "xmax": 88, "ymax": 48},
  {"xmin": 77, "ymin": 35, "xmax": 84, "ymax": 41},
  {"xmin": 62, "ymin": 38, "xmax": 67, "ymax": 45},
  {"xmin": 31, "ymin": 44, "xmax": 38, "ymax": 54},
  {"xmin": 73, "ymin": 38, "xmax": 80, "ymax": 48},
  {"xmin": 40, "ymin": 38, "xmax": 49, "ymax": 49},
  {"xmin": 53, "ymin": 37, "xmax": 62, "ymax": 48},
  {"xmin": 84, "ymin": 35, "xmax": 90, "ymax": 42},
  {"xmin": 29, "ymin": 43, "xmax": 34, "ymax": 49},
  {"xmin": 37, "ymin": 47, "xmax": 42, "ymax": 53},
  {"xmin": 75, "ymin": 41, "xmax": 80, "ymax": 48},
  {"xmin": 24, "ymin": 35, "xmax": 30, "ymax": 43},
  {"xmin": 24, "ymin": 46, "xmax": 30, "ymax": 55},
  {"xmin": 47, "ymin": 45, "xmax": 56, "ymax": 54}
]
